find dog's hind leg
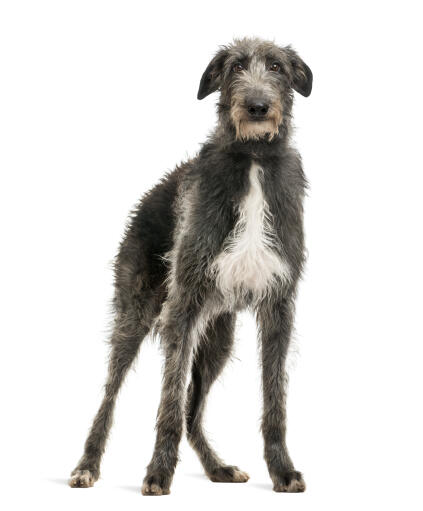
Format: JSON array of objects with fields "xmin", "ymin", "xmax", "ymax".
[
  {"xmin": 185, "ymin": 312, "xmax": 249, "ymax": 484},
  {"xmin": 69, "ymin": 291, "xmax": 159, "ymax": 488}
]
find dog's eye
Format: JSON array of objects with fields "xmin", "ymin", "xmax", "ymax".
[
  {"xmin": 232, "ymin": 63, "xmax": 244, "ymax": 73},
  {"xmin": 269, "ymin": 62, "xmax": 281, "ymax": 72}
]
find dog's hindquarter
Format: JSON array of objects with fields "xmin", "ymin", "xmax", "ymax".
[{"xmin": 113, "ymin": 162, "xmax": 191, "ymax": 313}]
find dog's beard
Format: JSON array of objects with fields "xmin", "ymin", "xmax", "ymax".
[
  {"xmin": 230, "ymin": 102, "xmax": 283, "ymax": 142},
  {"xmin": 235, "ymin": 119, "xmax": 280, "ymax": 141}
]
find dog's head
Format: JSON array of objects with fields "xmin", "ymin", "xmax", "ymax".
[{"xmin": 197, "ymin": 38, "xmax": 312, "ymax": 142}]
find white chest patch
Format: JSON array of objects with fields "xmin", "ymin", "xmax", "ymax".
[{"xmin": 210, "ymin": 162, "xmax": 290, "ymax": 300}]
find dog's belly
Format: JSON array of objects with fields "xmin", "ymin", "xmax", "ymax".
[{"xmin": 210, "ymin": 162, "xmax": 290, "ymax": 301}]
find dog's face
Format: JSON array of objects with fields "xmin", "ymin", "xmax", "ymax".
[{"xmin": 198, "ymin": 38, "xmax": 312, "ymax": 141}]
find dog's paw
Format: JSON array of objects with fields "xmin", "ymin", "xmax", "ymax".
[
  {"xmin": 141, "ymin": 473, "xmax": 171, "ymax": 496},
  {"xmin": 208, "ymin": 465, "xmax": 250, "ymax": 483},
  {"xmin": 69, "ymin": 469, "xmax": 96, "ymax": 488},
  {"xmin": 272, "ymin": 470, "xmax": 306, "ymax": 493}
]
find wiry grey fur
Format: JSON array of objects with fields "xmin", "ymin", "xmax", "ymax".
[{"xmin": 69, "ymin": 37, "xmax": 312, "ymax": 495}]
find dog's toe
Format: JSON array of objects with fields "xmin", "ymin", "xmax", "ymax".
[
  {"xmin": 209, "ymin": 465, "xmax": 250, "ymax": 483},
  {"xmin": 69, "ymin": 469, "xmax": 96, "ymax": 488},
  {"xmin": 272, "ymin": 470, "xmax": 306, "ymax": 493},
  {"xmin": 141, "ymin": 473, "xmax": 171, "ymax": 496}
]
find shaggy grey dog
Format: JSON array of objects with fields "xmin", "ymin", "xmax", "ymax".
[{"xmin": 69, "ymin": 37, "xmax": 312, "ymax": 495}]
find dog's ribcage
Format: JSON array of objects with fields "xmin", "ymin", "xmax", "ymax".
[{"xmin": 210, "ymin": 162, "xmax": 291, "ymax": 301}]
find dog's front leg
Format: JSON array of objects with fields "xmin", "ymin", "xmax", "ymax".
[
  {"xmin": 257, "ymin": 296, "xmax": 306, "ymax": 493},
  {"xmin": 141, "ymin": 298, "xmax": 200, "ymax": 496}
]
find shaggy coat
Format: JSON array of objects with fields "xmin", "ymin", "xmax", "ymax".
[{"xmin": 69, "ymin": 37, "xmax": 312, "ymax": 495}]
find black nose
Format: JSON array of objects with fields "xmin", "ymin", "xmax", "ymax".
[{"xmin": 247, "ymin": 101, "xmax": 269, "ymax": 118}]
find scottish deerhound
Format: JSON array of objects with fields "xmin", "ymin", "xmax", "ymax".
[{"xmin": 69, "ymin": 37, "xmax": 312, "ymax": 495}]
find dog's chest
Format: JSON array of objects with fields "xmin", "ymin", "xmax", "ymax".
[{"xmin": 210, "ymin": 162, "xmax": 290, "ymax": 298}]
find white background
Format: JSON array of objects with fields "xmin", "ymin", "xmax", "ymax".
[{"xmin": 1, "ymin": 1, "xmax": 422, "ymax": 510}]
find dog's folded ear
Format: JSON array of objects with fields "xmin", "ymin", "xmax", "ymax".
[
  {"xmin": 284, "ymin": 47, "xmax": 313, "ymax": 97},
  {"xmin": 197, "ymin": 48, "xmax": 228, "ymax": 100}
]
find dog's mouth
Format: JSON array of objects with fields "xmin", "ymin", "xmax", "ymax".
[
  {"xmin": 246, "ymin": 116, "xmax": 269, "ymax": 123},
  {"xmin": 230, "ymin": 100, "xmax": 283, "ymax": 142}
]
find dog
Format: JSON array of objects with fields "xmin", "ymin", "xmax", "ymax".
[{"xmin": 69, "ymin": 37, "xmax": 312, "ymax": 495}]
